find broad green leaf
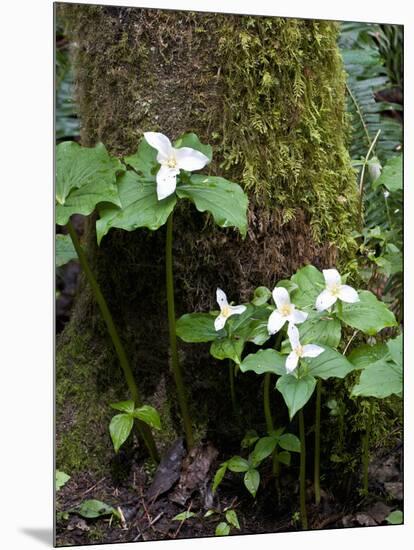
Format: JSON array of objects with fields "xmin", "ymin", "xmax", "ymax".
[
  {"xmin": 387, "ymin": 334, "xmax": 402, "ymax": 367},
  {"xmin": 306, "ymin": 346, "xmax": 355, "ymax": 380},
  {"xmin": 278, "ymin": 451, "xmax": 291, "ymax": 466},
  {"xmin": 215, "ymin": 522, "xmax": 231, "ymax": 536},
  {"xmin": 56, "ymin": 470, "xmax": 70, "ymax": 491},
  {"xmin": 298, "ymin": 312, "xmax": 341, "ymax": 348},
  {"xmin": 228, "ymin": 305, "xmax": 271, "ymax": 345},
  {"xmin": 133, "ymin": 405, "xmax": 161, "ymax": 430},
  {"xmin": 228, "ymin": 456, "xmax": 250, "ymax": 473},
  {"xmin": 174, "ymin": 133, "xmax": 213, "ymax": 163},
  {"xmin": 290, "ymin": 265, "xmax": 325, "ymax": 308},
  {"xmin": 176, "ymin": 313, "xmax": 222, "ymax": 342},
  {"xmin": 96, "ymin": 171, "xmax": 176, "ymax": 244},
  {"xmin": 212, "ymin": 462, "xmax": 228, "ymax": 493},
  {"xmin": 225, "ymin": 510, "xmax": 240, "ymax": 529},
  {"xmin": 372, "ymin": 155, "xmax": 402, "ymax": 192},
  {"xmin": 250, "ymin": 436, "xmax": 278, "ymax": 466},
  {"xmin": 75, "ymin": 499, "xmax": 117, "ymax": 519},
  {"xmin": 348, "ymin": 343, "xmax": 389, "ymax": 370},
  {"xmin": 240, "ymin": 349, "xmax": 286, "ymax": 376},
  {"xmin": 123, "ymin": 138, "xmax": 158, "ymax": 178},
  {"xmin": 109, "ymin": 413, "xmax": 134, "ymax": 453},
  {"xmin": 385, "ymin": 510, "xmax": 403, "ymax": 525},
  {"xmin": 56, "ymin": 141, "xmax": 123, "ymax": 225},
  {"xmin": 252, "ymin": 286, "xmax": 271, "ymax": 306},
  {"xmin": 110, "ymin": 400, "xmax": 135, "ymax": 414},
  {"xmin": 276, "ymin": 374, "xmax": 317, "ymax": 420},
  {"xmin": 276, "ymin": 279, "xmax": 299, "ymax": 294},
  {"xmin": 241, "ymin": 429, "xmax": 259, "ymax": 448},
  {"xmin": 338, "ymin": 291, "xmax": 397, "ymax": 335},
  {"xmin": 351, "ymin": 359, "xmax": 402, "ymax": 398},
  {"xmin": 176, "ymin": 174, "xmax": 248, "ymax": 237},
  {"xmin": 172, "ymin": 511, "xmax": 197, "ymax": 521},
  {"xmin": 210, "ymin": 337, "xmax": 244, "ymax": 364},
  {"xmin": 278, "ymin": 433, "xmax": 301, "ymax": 453},
  {"xmin": 56, "ymin": 234, "xmax": 77, "ymax": 267},
  {"xmin": 244, "ymin": 469, "xmax": 260, "ymax": 497}
]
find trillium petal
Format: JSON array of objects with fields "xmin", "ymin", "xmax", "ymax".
[
  {"xmin": 267, "ymin": 310, "xmax": 286, "ymax": 335},
  {"xmin": 286, "ymin": 351, "xmax": 299, "ymax": 373},
  {"xmin": 272, "ymin": 286, "xmax": 290, "ymax": 309},
  {"xmin": 288, "ymin": 309, "xmax": 308, "ymax": 325},
  {"xmin": 323, "ymin": 268, "xmax": 341, "ymax": 289},
  {"xmin": 214, "ymin": 314, "xmax": 227, "ymax": 331},
  {"xmin": 287, "ymin": 323, "xmax": 300, "ymax": 349},
  {"xmin": 315, "ymin": 289, "xmax": 337, "ymax": 312},
  {"xmin": 229, "ymin": 304, "xmax": 247, "ymax": 316},
  {"xmin": 302, "ymin": 344, "xmax": 324, "ymax": 358},
  {"xmin": 216, "ymin": 288, "xmax": 228, "ymax": 309},
  {"xmin": 338, "ymin": 285, "xmax": 359, "ymax": 304},
  {"xmin": 174, "ymin": 147, "xmax": 209, "ymax": 171},
  {"xmin": 144, "ymin": 132, "xmax": 172, "ymax": 160},
  {"xmin": 156, "ymin": 165, "xmax": 178, "ymax": 200}
]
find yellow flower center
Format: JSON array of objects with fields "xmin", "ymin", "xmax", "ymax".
[
  {"xmin": 166, "ymin": 156, "xmax": 177, "ymax": 168},
  {"xmin": 296, "ymin": 345, "xmax": 304, "ymax": 357},
  {"xmin": 222, "ymin": 305, "xmax": 231, "ymax": 318},
  {"xmin": 280, "ymin": 304, "xmax": 293, "ymax": 317},
  {"xmin": 330, "ymin": 284, "xmax": 341, "ymax": 297}
]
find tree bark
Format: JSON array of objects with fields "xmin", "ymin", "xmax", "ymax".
[{"xmin": 56, "ymin": 4, "xmax": 358, "ymax": 474}]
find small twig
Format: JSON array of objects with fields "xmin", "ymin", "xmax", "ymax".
[
  {"xmin": 79, "ymin": 477, "xmax": 106, "ymax": 499},
  {"xmin": 173, "ymin": 501, "xmax": 193, "ymax": 539},
  {"xmin": 117, "ymin": 506, "xmax": 128, "ymax": 530},
  {"xmin": 343, "ymin": 330, "xmax": 358, "ymax": 355},
  {"xmin": 358, "ymin": 129, "xmax": 381, "ymax": 228}
]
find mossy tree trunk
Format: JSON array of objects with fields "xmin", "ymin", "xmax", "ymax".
[{"xmin": 56, "ymin": 4, "xmax": 358, "ymax": 474}]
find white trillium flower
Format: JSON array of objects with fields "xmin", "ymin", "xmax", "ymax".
[
  {"xmin": 214, "ymin": 288, "xmax": 247, "ymax": 331},
  {"xmin": 267, "ymin": 287, "xmax": 308, "ymax": 335},
  {"xmin": 315, "ymin": 268, "xmax": 359, "ymax": 312},
  {"xmin": 286, "ymin": 323, "xmax": 324, "ymax": 374},
  {"xmin": 144, "ymin": 132, "xmax": 210, "ymax": 200}
]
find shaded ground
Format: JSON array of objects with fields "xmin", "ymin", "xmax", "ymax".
[{"xmin": 55, "ymin": 437, "xmax": 402, "ymax": 546}]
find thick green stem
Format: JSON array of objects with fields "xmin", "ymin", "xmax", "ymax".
[
  {"xmin": 263, "ymin": 372, "xmax": 274, "ymax": 433},
  {"xmin": 165, "ymin": 213, "xmax": 194, "ymax": 449},
  {"xmin": 298, "ymin": 409, "xmax": 308, "ymax": 530},
  {"xmin": 362, "ymin": 400, "xmax": 373, "ymax": 494},
  {"xmin": 314, "ymin": 379, "xmax": 322, "ymax": 505},
  {"xmin": 228, "ymin": 361, "xmax": 238, "ymax": 416},
  {"xmin": 66, "ymin": 220, "xmax": 159, "ymax": 462}
]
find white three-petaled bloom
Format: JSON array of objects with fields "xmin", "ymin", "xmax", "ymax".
[
  {"xmin": 267, "ymin": 287, "xmax": 308, "ymax": 335},
  {"xmin": 214, "ymin": 288, "xmax": 247, "ymax": 331},
  {"xmin": 315, "ymin": 268, "xmax": 359, "ymax": 312},
  {"xmin": 286, "ymin": 323, "xmax": 324, "ymax": 374},
  {"xmin": 144, "ymin": 132, "xmax": 210, "ymax": 201}
]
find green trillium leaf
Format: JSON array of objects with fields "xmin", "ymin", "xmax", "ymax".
[
  {"xmin": 176, "ymin": 313, "xmax": 223, "ymax": 342},
  {"xmin": 74, "ymin": 499, "xmax": 117, "ymax": 519},
  {"xmin": 132, "ymin": 405, "xmax": 161, "ymax": 430},
  {"xmin": 174, "ymin": 132, "xmax": 213, "ymax": 162},
  {"xmin": 348, "ymin": 343, "xmax": 389, "ymax": 370},
  {"xmin": 387, "ymin": 333, "xmax": 402, "ymax": 367},
  {"xmin": 109, "ymin": 413, "xmax": 134, "ymax": 453},
  {"xmin": 123, "ymin": 138, "xmax": 158, "ymax": 177},
  {"xmin": 298, "ymin": 312, "xmax": 342, "ymax": 348},
  {"xmin": 110, "ymin": 400, "xmax": 135, "ymax": 414},
  {"xmin": 96, "ymin": 171, "xmax": 176, "ymax": 244},
  {"xmin": 176, "ymin": 174, "xmax": 248, "ymax": 237},
  {"xmin": 240, "ymin": 349, "xmax": 286, "ymax": 376},
  {"xmin": 278, "ymin": 433, "xmax": 301, "ymax": 453},
  {"xmin": 372, "ymin": 155, "xmax": 402, "ymax": 192},
  {"xmin": 244, "ymin": 468, "xmax": 260, "ymax": 497},
  {"xmin": 337, "ymin": 290, "xmax": 397, "ymax": 335},
  {"xmin": 276, "ymin": 374, "xmax": 317, "ymax": 420},
  {"xmin": 351, "ymin": 359, "xmax": 402, "ymax": 398},
  {"xmin": 252, "ymin": 286, "xmax": 272, "ymax": 306},
  {"xmin": 56, "ymin": 141, "xmax": 123, "ymax": 226},
  {"xmin": 305, "ymin": 346, "xmax": 355, "ymax": 379},
  {"xmin": 290, "ymin": 265, "xmax": 325, "ymax": 308},
  {"xmin": 210, "ymin": 337, "xmax": 244, "ymax": 364},
  {"xmin": 56, "ymin": 234, "xmax": 77, "ymax": 267}
]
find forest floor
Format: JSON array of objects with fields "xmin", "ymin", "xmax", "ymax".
[{"xmin": 55, "ymin": 436, "xmax": 402, "ymax": 546}]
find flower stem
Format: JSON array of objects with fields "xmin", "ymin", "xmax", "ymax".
[
  {"xmin": 165, "ymin": 213, "xmax": 194, "ymax": 449},
  {"xmin": 362, "ymin": 400, "xmax": 373, "ymax": 494},
  {"xmin": 66, "ymin": 220, "xmax": 159, "ymax": 462},
  {"xmin": 314, "ymin": 379, "xmax": 322, "ymax": 505},
  {"xmin": 263, "ymin": 372, "xmax": 274, "ymax": 433},
  {"xmin": 298, "ymin": 409, "xmax": 308, "ymax": 530},
  {"xmin": 228, "ymin": 360, "xmax": 238, "ymax": 416}
]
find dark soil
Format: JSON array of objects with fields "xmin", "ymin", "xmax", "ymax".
[{"xmin": 55, "ymin": 438, "xmax": 403, "ymax": 546}]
